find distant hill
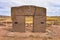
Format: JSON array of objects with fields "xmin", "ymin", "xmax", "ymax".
[
  {"xmin": 0, "ymin": 15, "xmax": 11, "ymax": 18},
  {"xmin": 0, "ymin": 15, "xmax": 12, "ymax": 22}
]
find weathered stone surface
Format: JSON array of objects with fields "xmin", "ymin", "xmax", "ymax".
[
  {"xmin": 35, "ymin": 7, "xmax": 46, "ymax": 16},
  {"xmin": 34, "ymin": 16, "xmax": 46, "ymax": 32},
  {"xmin": 11, "ymin": 5, "xmax": 46, "ymax": 32},
  {"xmin": 13, "ymin": 16, "xmax": 25, "ymax": 32}
]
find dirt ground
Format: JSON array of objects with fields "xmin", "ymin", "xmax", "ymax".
[{"xmin": 0, "ymin": 24, "xmax": 60, "ymax": 40}]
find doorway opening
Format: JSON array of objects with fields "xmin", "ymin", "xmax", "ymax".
[{"xmin": 25, "ymin": 16, "xmax": 33, "ymax": 32}]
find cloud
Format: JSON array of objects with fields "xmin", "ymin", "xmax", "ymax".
[
  {"xmin": 0, "ymin": 0, "xmax": 60, "ymax": 16},
  {"xmin": 0, "ymin": 11, "xmax": 11, "ymax": 16},
  {"xmin": 49, "ymin": 3, "xmax": 60, "ymax": 7},
  {"xmin": 48, "ymin": 0, "xmax": 60, "ymax": 4}
]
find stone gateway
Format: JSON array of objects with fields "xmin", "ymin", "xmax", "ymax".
[{"xmin": 11, "ymin": 5, "xmax": 46, "ymax": 33}]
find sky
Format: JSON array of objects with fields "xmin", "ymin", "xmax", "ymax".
[{"xmin": 0, "ymin": 0, "xmax": 60, "ymax": 16}]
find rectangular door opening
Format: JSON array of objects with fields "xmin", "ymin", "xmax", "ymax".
[{"xmin": 25, "ymin": 16, "xmax": 33, "ymax": 32}]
